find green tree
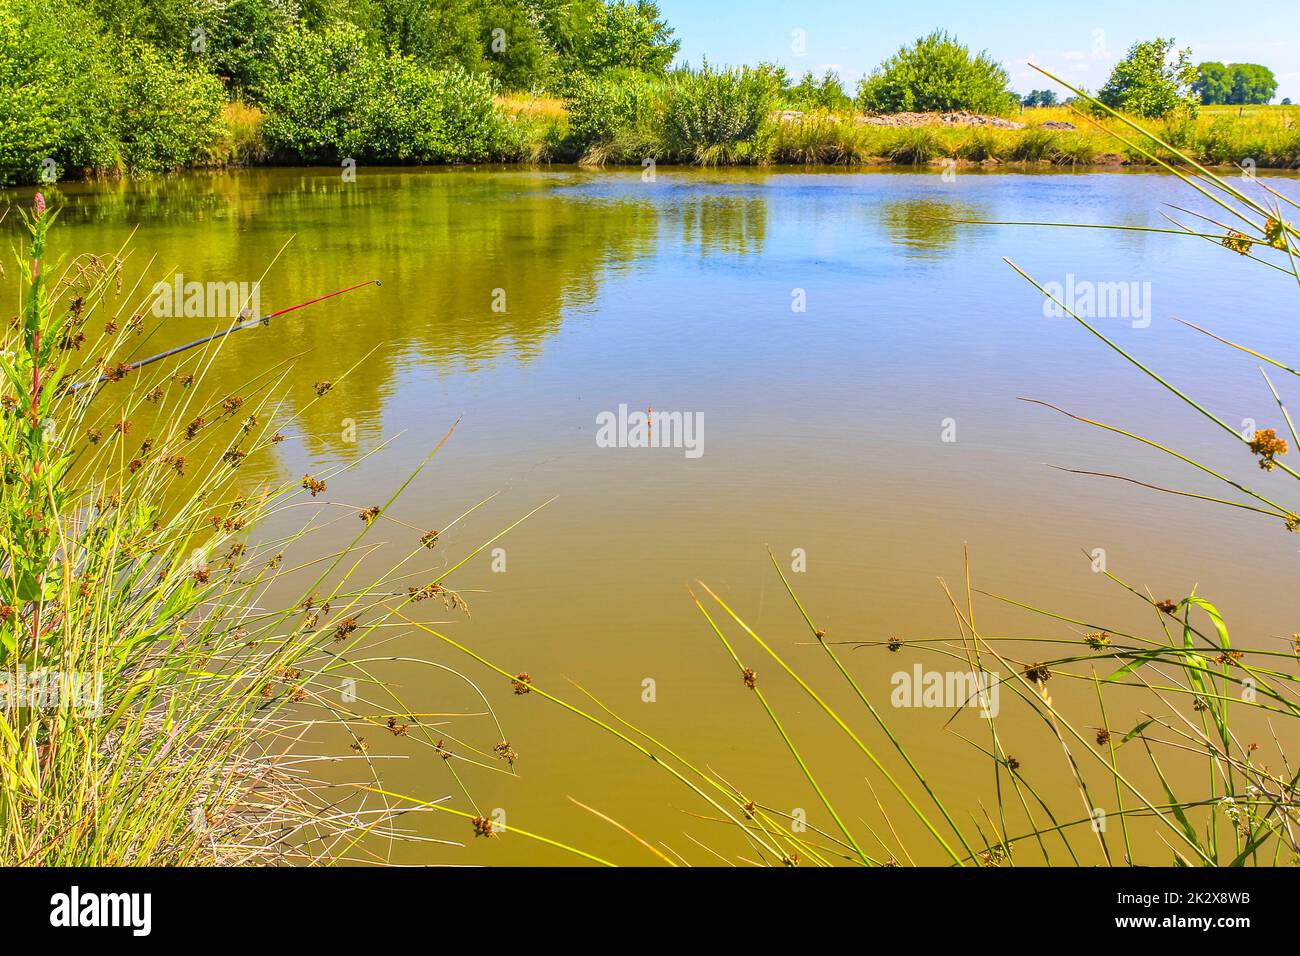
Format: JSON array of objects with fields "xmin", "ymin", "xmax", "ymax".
[
  {"xmin": 856, "ymin": 31, "xmax": 1017, "ymax": 115},
  {"xmin": 202, "ymin": 0, "xmax": 300, "ymax": 99},
  {"xmin": 1193, "ymin": 61, "xmax": 1232, "ymax": 104},
  {"xmin": 1196, "ymin": 61, "xmax": 1277, "ymax": 105},
  {"xmin": 1229, "ymin": 63, "xmax": 1277, "ymax": 105},
  {"xmin": 1022, "ymin": 89, "xmax": 1058, "ymax": 108},
  {"xmin": 1097, "ymin": 38, "xmax": 1197, "ymax": 118},
  {"xmin": 581, "ymin": 0, "xmax": 679, "ymax": 74}
]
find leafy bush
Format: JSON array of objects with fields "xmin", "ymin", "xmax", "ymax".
[
  {"xmin": 260, "ymin": 25, "xmax": 509, "ymax": 163},
  {"xmin": 857, "ymin": 31, "xmax": 1017, "ymax": 115},
  {"xmin": 661, "ymin": 66, "xmax": 774, "ymax": 161},
  {"xmin": 564, "ymin": 70, "xmax": 663, "ymax": 149},
  {"xmin": 785, "ymin": 70, "xmax": 853, "ymax": 113},
  {"xmin": 1097, "ymin": 38, "xmax": 1198, "ymax": 119},
  {"xmin": 202, "ymin": 0, "xmax": 299, "ymax": 100},
  {"xmin": 1, "ymin": 1, "xmax": 222, "ymax": 184},
  {"xmin": 105, "ymin": 39, "xmax": 226, "ymax": 173}
]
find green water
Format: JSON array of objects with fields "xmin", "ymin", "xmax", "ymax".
[{"xmin": 8, "ymin": 165, "xmax": 1299, "ymax": 864}]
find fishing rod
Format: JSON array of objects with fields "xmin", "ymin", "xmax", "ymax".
[{"xmin": 68, "ymin": 278, "xmax": 382, "ymax": 393}]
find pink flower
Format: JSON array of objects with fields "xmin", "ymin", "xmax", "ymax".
[{"xmin": 33, "ymin": 192, "xmax": 45, "ymax": 218}]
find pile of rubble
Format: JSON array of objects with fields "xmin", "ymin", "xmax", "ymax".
[{"xmin": 773, "ymin": 109, "xmax": 1076, "ymax": 131}]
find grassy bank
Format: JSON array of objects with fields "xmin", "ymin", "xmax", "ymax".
[{"xmin": 205, "ymin": 93, "xmax": 1300, "ymax": 173}]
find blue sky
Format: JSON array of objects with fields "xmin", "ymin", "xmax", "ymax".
[{"xmin": 655, "ymin": 0, "xmax": 1300, "ymax": 101}]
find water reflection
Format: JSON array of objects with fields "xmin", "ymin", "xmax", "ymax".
[{"xmin": 880, "ymin": 198, "xmax": 978, "ymax": 258}]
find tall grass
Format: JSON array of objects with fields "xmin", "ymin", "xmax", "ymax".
[{"xmin": 0, "ymin": 200, "xmax": 592, "ymax": 865}]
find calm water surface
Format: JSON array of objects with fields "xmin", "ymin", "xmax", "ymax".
[{"xmin": 8, "ymin": 166, "xmax": 1299, "ymax": 864}]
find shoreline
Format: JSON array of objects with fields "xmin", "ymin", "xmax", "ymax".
[{"xmin": 11, "ymin": 157, "xmax": 1298, "ymax": 193}]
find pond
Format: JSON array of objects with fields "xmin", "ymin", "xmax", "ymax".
[{"xmin": 8, "ymin": 165, "xmax": 1298, "ymax": 864}]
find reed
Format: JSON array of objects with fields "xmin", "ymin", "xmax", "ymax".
[{"xmin": 0, "ymin": 200, "xmax": 586, "ymax": 864}]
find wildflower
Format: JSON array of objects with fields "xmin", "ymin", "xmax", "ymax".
[
  {"xmin": 1156, "ymin": 598, "xmax": 1178, "ymax": 615},
  {"xmin": 146, "ymin": 387, "xmax": 164, "ymax": 403},
  {"xmin": 33, "ymin": 192, "xmax": 45, "ymax": 218},
  {"xmin": 1248, "ymin": 428, "xmax": 1288, "ymax": 470},
  {"xmin": 193, "ymin": 567, "xmax": 210, "ymax": 584},
  {"xmin": 301, "ymin": 475, "xmax": 326, "ymax": 497},
  {"xmin": 407, "ymin": 582, "xmax": 467, "ymax": 612},
  {"xmin": 742, "ymin": 667, "xmax": 757, "ymax": 689},
  {"xmin": 435, "ymin": 739, "xmax": 453, "ymax": 760},
  {"xmin": 86, "ymin": 427, "xmax": 102, "ymax": 444},
  {"xmin": 1264, "ymin": 217, "xmax": 1288, "ymax": 250},
  {"xmin": 1084, "ymin": 631, "xmax": 1111, "ymax": 650},
  {"xmin": 222, "ymin": 448, "xmax": 246, "ymax": 467},
  {"xmin": 221, "ymin": 396, "xmax": 243, "ymax": 415},
  {"xmin": 173, "ymin": 373, "xmax": 194, "ymax": 388},
  {"xmin": 359, "ymin": 505, "xmax": 381, "ymax": 524},
  {"xmin": 314, "ymin": 381, "xmax": 332, "ymax": 396},
  {"xmin": 350, "ymin": 740, "xmax": 368, "ymax": 753},
  {"xmin": 887, "ymin": 636, "xmax": 903, "ymax": 652},
  {"xmin": 1096, "ymin": 728, "xmax": 1111, "ymax": 745},
  {"xmin": 1222, "ymin": 230, "xmax": 1254, "ymax": 255},
  {"xmin": 186, "ymin": 417, "xmax": 205, "ymax": 440},
  {"xmin": 332, "ymin": 617, "xmax": 358, "ymax": 642},
  {"xmin": 1193, "ymin": 697, "xmax": 1208, "ymax": 712},
  {"xmin": 742, "ymin": 801, "xmax": 756, "ymax": 819},
  {"xmin": 1023, "ymin": 663, "xmax": 1051, "ymax": 684},
  {"xmin": 270, "ymin": 432, "xmax": 285, "ymax": 443},
  {"xmin": 512, "ymin": 672, "xmax": 532, "ymax": 694},
  {"xmin": 386, "ymin": 717, "xmax": 409, "ymax": 736},
  {"xmin": 420, "ymin": 529, "xmax": 439, "ymax": 549},
  {"xmin": 103, "ymin": 320, "xmax": 117, "ymax": 335},
  {"xmin": 289, "ymin": 686, "xmax": 306, "ymax": 702},
  {"xmin": 493, "ymin": 740, "xmax": 518, "ymax": 765},
  {"xmin": 240, "ymin": 415, "xmax": 257, "ymax": 432},
  {"xmin": 103, "ymin": 362, "xmax": 131, "ymax": 382},
  {"xmin": 470, "ymin": 815, "xmax": 494, "ymax": 837},
  {"xmin": 1214, "ymin": 650, "xmax": 1244, "ymax": 666},
  {"xmin": 1006, "ymin": 756, "xmax": 1021, "ymax": 771}
]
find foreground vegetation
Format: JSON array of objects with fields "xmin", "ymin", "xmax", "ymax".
[{"xmin": 0, "ymin": 199, "xmax": 603, "ymax": 864}]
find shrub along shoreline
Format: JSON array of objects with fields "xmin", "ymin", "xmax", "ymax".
[{"xmin": 4, "ymin": 2, "xmax": 1298, "ymax": 185}]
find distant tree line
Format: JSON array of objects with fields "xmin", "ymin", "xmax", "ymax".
[{"xmin": 1193, "ymin": 62, "xmax": 1279, "ymax": 105}]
